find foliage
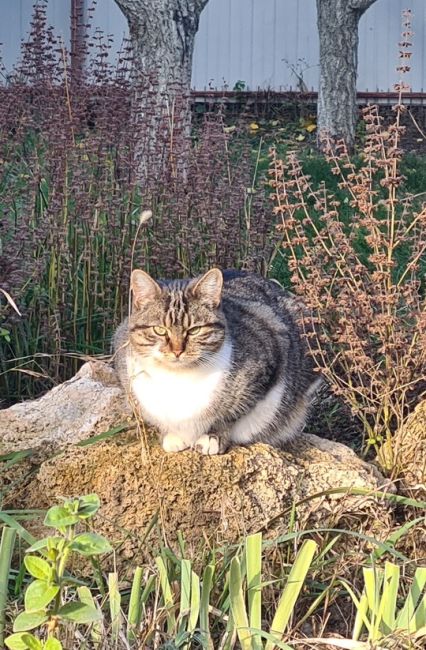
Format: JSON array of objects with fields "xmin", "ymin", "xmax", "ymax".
[
  {"xmin": 347, "ymin": 562, "xmax": 426, "ymax": 646},
  {"xmin": 270, "ymin": 102, "xmax": 426, "ymax": 471},
  {"xmin": 4, "ymin": 495, "xmax": 110, "ymax": 650},
  {"xmin": 1, "ymin": 491, "xmax": 425, "ymax": 648},
  {"xmin": 0, "ymin": 2, "xmax": 274, "ymax": 403}
]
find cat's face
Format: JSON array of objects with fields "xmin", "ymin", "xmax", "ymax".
[{"xmin": 128, "ymin": 268, "xmax": 226, "ymax": 368}]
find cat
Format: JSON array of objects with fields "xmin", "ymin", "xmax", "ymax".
[{"xmin": 113, "ymin": 268, "xmax": 320, "ymax": 455}]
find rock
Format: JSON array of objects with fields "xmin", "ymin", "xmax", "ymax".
[
  {"xmin": 0, "ymin": 361, "xmax": 128, "ymax": 454},
  {"xmin": 0, "ymin": 362, "xmax": 393, "ymax": 562},
  {"xmin": 395, "ymin": 400, "xmax": 426, "ymax": 497}
]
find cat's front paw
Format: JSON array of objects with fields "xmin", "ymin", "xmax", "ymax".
[
  {"xmin": 162, "ymin": 433, "xmax": 189, "ymax": 453},
  {"xmin": 194, "ymin": 434, "xmax": 225, "ymax": 456}
]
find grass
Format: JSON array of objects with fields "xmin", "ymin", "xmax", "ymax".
[{"xmin": 0, "ymin": 489, "xmax": 425, "ymax": 649}]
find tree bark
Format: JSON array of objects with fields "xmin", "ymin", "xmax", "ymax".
[
  {"xmin": 113, "ymin": 0, "xmax": 209, "ymax": 181},
  {"xmin": 316, "ymin": 0, "xmax": 377, "ymax": 151}
]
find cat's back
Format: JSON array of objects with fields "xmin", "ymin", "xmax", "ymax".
[{"xmin": 222, "ymin": 270, "xmax": 302, "ymax": 326}]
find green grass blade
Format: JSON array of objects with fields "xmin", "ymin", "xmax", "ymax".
[
  {"xmin": 127, "ymin": 566, "xmax": 143, "ymax": 641},
  {"xmin": 229, "ymin": 556, "xmax": 253, "ymax": 650},
  {"xmin": 265, "ymin": 539, "xmax": 317, "ymax": 650},
  {"xmin": 411, "ymin": 591, "xmax": 426, "ymax": 634},
  {"xmin": 76, "ymin": 423, "xmax": 129, "ymax": 447},
  {"xmin": 140, "ymin": 574, "xmax": 156, "ymax": 607},
  {"xmin": 377, "ymin": 562, "xmax": 399, "ymax": 636},
  {"xmin": 0, "ymin": 527, "xmax": 17, "ymax": 647},
  {"xmin": 245, "ymin": 532, "xmax": 262, "ymax": 650},
  {"xmin": 396, "ymin": 567, "xmax": 426, "ymax": 631},
  {"xmin": 363, "ymin": 566, "xmax": 382, "ymax": 640},
  {"xmin": 156, "ymin": 555, "xmax": 176, "ymax": 635},
  {"xmin": 371, "ymin": 518, "xmax": 424, "ymax": 562},
  {"xmin": 188, "ymin": 570, "xmax": 200, "ymax": 634},
  {"xmin": 200, "ymin": 564, "xmax": 215, "ymax": 649},
  {"xmin": 179, "ymin": 559, "xmax": 192, "ymax": 648},
  {"xmin": 0, "ymin": 512, "xmax": 36, "ymax": 547},
  {"xmin": 352, "ymin": 590, "xmax": 369, "ymax": 641},
  {"xmin": 108, "ymin": 572, "xmax": 121, "ymax": 643},
  {"xmin": 180, "ymin": 559, "xmax": 192, "ymax": 619}
]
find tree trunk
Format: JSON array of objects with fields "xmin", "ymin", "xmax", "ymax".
[
  {"xmin": 316, "ymin": 0, "xmax": 377, "ymax": 151},
  {"xmin": 114, "ymin": 0, "xmax": 209, "ymax": 181}
]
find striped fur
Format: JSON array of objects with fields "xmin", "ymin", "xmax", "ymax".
[{"xmin": 113, "ymin": 269, "xmax": 320, "ymax": 454}]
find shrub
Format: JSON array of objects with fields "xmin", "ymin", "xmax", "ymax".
[
  {"xmin": 0, "ymin": 3, "xmax": 275, "ymax": 403},
  {"xmin": 269, "ymin": 98, "xmax": 426, "ymax": 471}
]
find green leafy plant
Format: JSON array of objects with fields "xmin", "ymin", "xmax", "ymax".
[
  {"xmin": 5, "ymin": 494, "xmax": 111, "ymax": 650},
  {"xmin": 347, "ymin": 562, "xmax": 426, "ymax": 646}
]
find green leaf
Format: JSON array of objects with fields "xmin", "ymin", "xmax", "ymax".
[
  {"xmin": 5, "ymin": 633, "xmax": 30, "ymax": 650},
  {"xmin": 43, "ymin": 506, "xmax": 79, "ymax": 529},
  {"xmin": 13, "ymin": 611, "xmax": 48, "ymax": 632},
  {"xmin": 26, "ymin": 536, "xmax": 63, "ymax": 553},
  {"xmin": 75, "ymin": 494, "xmax": 100, "ymax": 519},
  {"xmin": 200, "ymin": 564, "xmax": 215, "ymax": 649},
  {"xmin": 266, "ymin": 539, "xmax": 317, "ymax": 650},
  {"xmin": 70, "ymin": 532, "xmax": 112, "ymax": 556},
  {"xmin": 156, "ymin": 556, "xmax": 176, "ymax": 635},
  {"xmin": 188, "ymin": 570, "xmax": 200, "ymax": 634},
  {"xmin": 58, "ymin": 601, "xmax": 102, "ymax": 624},
  {"xmin": 246, "ymin": 532, "xmax": 262, "ymax": 650},
  {"xmin": 21, "ymin": 634, "xmax": 42, "ymax": 650},
  {"xmin": 24, "ymin": 556, "xmax": 51, "ymax": 581},
  {"xmin": 108, "ymin": 572, "xmax": 121, "ymax": 642},
  {"xmin": 229, "ymin": 557, "xmax": 252, "ymax": 650},
  {"xmin": 127, "ymin": 566, "xmax": 143, "ymax": 640},
  {"xmin": 44, "ymin": 638, "xmax": 63, "ymax": 650},
  {"xmin": 24, "ymin": 580, "xmax": 59, "ymax": 613}
]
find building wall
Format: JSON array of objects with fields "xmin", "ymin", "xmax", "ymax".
[{"xmin": 1, "ymin": 0, "xmax": 425, "ymax": 92}]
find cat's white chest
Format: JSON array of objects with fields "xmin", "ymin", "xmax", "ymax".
[{"xmin": 128, "ymin": 343, "xmax": 231, "ymax": 434}]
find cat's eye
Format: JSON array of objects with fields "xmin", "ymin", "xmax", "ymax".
[
  {"xmin": 153, "ymin": 326, "xmax": 168, "ymax": 336},
  {"xmin": 188, "ymin": 326, "xmax": 201, "ymax": 335}
]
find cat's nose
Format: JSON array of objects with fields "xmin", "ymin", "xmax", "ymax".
[{"xmin": 173, "ymin": 349, "xmax": 183, "ymax": 358}]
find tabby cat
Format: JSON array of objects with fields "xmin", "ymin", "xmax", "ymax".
[{"xmin": 113, "ymin": 268, "xmax": 320, "ymax": 454}]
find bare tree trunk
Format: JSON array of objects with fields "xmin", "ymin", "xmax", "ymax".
[
  {"xmin": 114, "ymin": 0, "xmax": 209, "ymax": 181},
  {"xmin": 316, "ymin": 0, "xmax": 377, "ymax": 151}
]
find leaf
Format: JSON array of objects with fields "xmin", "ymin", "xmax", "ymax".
[
  {"xmin": 21, "ymin": 634, "xmax": 42, "ymax": 650},
  {"xmin": 24, "ymin": 556, "xmax": 51, "ymax": 581},
  {"xmin": 26, "ymin": 538, "xmax": 61, "ymax": 554},
  {"xmin": 108, "ymin": 572, "xmax": 122, "ymax": 642},
  {"xmin": 5, "ymin": 633, "xmax": 30, "ymax": 650},
  {"xmin": 0, "ymin": 287, "xmax": 22, "ymax": 316},
  {"xmin": 266, "ymin": 539, "xmax": 317, "ymax": 650},
  {"xmin": 24, "ymin": 580, "xmax": 59, "ymax": 613},
  {"xmin": 13, "ymin": 611, "xmax": 48, "ymax": 632},
  {"xmin": 229, "ymin": 557, "xmax": 252, "ymax": 650},
  {"xmin": 44, "ymin": 638, "xmax": 63, "ymax": 650},
  {"xmin": 305, "ymin": 123, "xmax": 317, "ymax": 133},
  {"xmin": 58, "ymin": 601, "xmax": 103, "ymax": 624},
  {"xmin": 296, "ymin": 133, "xmax": 305, "ymax": 141},
  {"xmin": 70, "ymin": 532, "xmax": 112, "ymax": 556},
  {"xmin": 249, "ymin": 122, "xmax": 259, "ymax": 131},
  {"xmin": 75, "ymin": 494, "xmax": 100, "ymax": 518},
  {"xmin": 246, "ymin": 533, "xmax": 262, "ymax": 650},
  {"xmin": 43, "ymin": 506, "xmax": 79, "ymax": 529}
]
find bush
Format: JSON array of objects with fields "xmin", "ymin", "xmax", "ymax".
[
  {"xmin": 0, "ymin": 3, "xmax": 275, "ymax": 403},
  {"xmin": 269, "ymin": 101, "xmax": 426, "ymax": 471}
]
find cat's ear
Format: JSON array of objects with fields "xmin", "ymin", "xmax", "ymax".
[
  {"xmin": 131, "ymin": 270, "xmax": 161, "ymax": 306},
  {"xmin": 190, "ymin": 268, "xmax": 223, "ymax": 307}
]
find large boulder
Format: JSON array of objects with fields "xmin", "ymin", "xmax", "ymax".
[{"xmin": 1, "ymin": 362, "xmax": 393, "ymax": 562}]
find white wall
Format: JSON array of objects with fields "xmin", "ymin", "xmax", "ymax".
[{"xmin": 0, "ymin": 0, "xmax": 425, "ymax": 92}]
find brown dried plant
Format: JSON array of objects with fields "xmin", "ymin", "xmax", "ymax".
[{"xmin": 269, "ymin": 11, "xmax": 425, "ymax": 473}]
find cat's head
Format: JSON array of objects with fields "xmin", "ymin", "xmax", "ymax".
[{"xmin": 128, "ymin": 268, "xmax": 226, "ymax": 368}]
